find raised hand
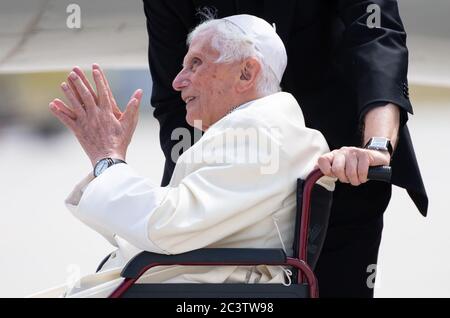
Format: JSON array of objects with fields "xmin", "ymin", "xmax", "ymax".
[{"xmin": 49, "ymin": 64, "xmax": 143, "ymax": 167}]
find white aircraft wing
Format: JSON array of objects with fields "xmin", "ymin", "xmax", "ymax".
[
  {"xmin": 1, "ymin": 0, "xmax": 449, "ymax": 86},
  {"xmin": 0, "ymin": 0, "xmax": 148, "ymax": 73}
]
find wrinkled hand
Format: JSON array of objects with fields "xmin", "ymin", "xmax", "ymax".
[
  {"xmin": 49, "ymin": 64, "xmax": 143, "ymax": 167},
  {"xmin": 317, "ymin": 147, "xmax": 390, "ymax": 186},
  {"xmin": 68, "ymin": 64, "xmax": 124, "ymax": 120}
]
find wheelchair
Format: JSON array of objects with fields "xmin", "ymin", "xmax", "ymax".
[{"xmin": 96, "ymin": 167, "xmax": 390, "ymax": 298}]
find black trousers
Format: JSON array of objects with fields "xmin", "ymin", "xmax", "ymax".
[{"xmin": 314, "ymin": 181, "xmax": 392, "ymax": 298}]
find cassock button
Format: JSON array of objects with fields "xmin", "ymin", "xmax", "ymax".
[{"xmin": 402, "ymin": 82, "xmax": 409, "ymax": 98}]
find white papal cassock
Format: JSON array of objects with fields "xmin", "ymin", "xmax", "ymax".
[{"xmin": 32, "ymin": 92, "xmax": 335, "ymax": 298}]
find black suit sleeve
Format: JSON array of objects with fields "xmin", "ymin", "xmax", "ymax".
[
  {"xmin": 143, "ymin": 0, "xmax": 197, "ymax": 185},
  {"xmin": 335, "ymin": 0, "xmax": 412, "ymax": 126}
]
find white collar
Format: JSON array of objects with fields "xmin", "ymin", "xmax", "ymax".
[{"xmin": 226, "ymin": 99, "xmax": 256, "ymax": 115}]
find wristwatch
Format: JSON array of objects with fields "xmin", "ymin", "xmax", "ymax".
[
  {"xmin": 364, "ymin": 137, "xmax": 393, "ymax": 157},
  {"xmin": 93, "ymin": 158, "xmax": 127, "ymax": 177}
]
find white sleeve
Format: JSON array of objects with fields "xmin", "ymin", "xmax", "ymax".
[
  {"xmin": 65, "ymin": 172, "xmax": 118, "ymax": 247},
  {"xmin": 68, "ymin": 164, "xmax": 169, "ymax": 252}
]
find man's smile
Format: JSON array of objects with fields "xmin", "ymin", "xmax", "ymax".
[{"xmin": 183, "ymin": 96, "xmax": 197, "ymax": 104}]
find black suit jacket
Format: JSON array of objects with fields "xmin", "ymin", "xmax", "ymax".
[{"xmin": 143, "ymin": 0, "xmax": 428, "ymax": 216}]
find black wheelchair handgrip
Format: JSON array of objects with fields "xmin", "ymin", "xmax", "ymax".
[{"xmin": 367, "ymin": 166, "xmax": 391, "ymax": 182}]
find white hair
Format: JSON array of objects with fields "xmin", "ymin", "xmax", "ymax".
[{"xmin": 187, "ymin": 17, "xmax": 282, "ymax": 96}]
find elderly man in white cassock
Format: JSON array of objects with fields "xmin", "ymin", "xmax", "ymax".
[{"xmin": 41, "ymin": 14, "xmax": 335, "ymax": 297}]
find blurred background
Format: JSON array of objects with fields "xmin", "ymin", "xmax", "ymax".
[{"xmin": 0, "ymin": 0, "xmax": 449, "ymax": 297}]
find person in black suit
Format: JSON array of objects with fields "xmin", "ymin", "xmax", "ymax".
[{"xmin": 142, "ymin": 0, "xmax": 428, "ymax": 297}]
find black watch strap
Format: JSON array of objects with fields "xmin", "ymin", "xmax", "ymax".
[{"xmin": 111, "ymin": 158, "xmax": 126, "ymax": 165}]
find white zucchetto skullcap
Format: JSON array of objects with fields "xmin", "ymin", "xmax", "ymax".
[{"xmin": 221, "ymin": 14, "xmax": 287, "ymax": 82}]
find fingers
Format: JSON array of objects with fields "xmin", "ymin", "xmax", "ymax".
[
  {"xmin": 130, "ymin": 89, "xmax": 144, "ymax": 114},
  {"xmin": 67, "ymin": 78, "xmax": 83, "ymax": 107},
  {"xmin": 52, "ymin": 98, "xmax": 77, "ymax": 120},
  {"xmin": 61, "ymin": 65, "xmax": 121, "ymax": 117},
  {"xmin": 72, "ymin": 66, "xmax": 98, "ymax": 104},
  {"xmin": 125, "ymin": 89, "xmax": 143, "ymax": 114},
  {"xmin": 93, "ymin": 69, "xmax": 111, "ymax": 110},
  {"xmin": 332, "ymin": 151, "xmax": 348, "ymax": 183},
  {"xmin": 92, "ymin": 64, "xmax": 113, "ymax": 100},
  {"xmin": 345, "ymin": 151, "xmax": 360, "ymax": 186},
  {"xmin": 319, "ymin": 147, "xmax": 374, "ymax": 185},
  {"xmin": 92, "ymin": 64, "xmax": 118, "ymax": 104},
  {"xmin": 317, "ymin": 152, "xmax": 334, "ymax": 176},
  {"xmin": 68, "ymin": 71, "xmax": 97, "ymax": 110},
  {"xmin": 357, "ymin": 151, "xmax": 370, "ymax": 184},
  {"xmin": 121, "ymin": 89, "xmax": 143, "ymax": 129},
  {"xmin": 61, "ymin": 82, "xmax": 86, "ymax": 118},
  {"xmin": 49, "ymin": 102, "xmax": 77, "ymax": 131},
  {"xmin": 92, "ymin": 64, "xmax": 122, "ymax": 118},
  {"xmin": 132, "ymin": 88, "xmax": 144, "ymax": 102}
]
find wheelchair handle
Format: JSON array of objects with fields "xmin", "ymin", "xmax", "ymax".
[
  {"xmin": 298, "ymin": 165, "xmax": 391, "ymax": 278},
  {"xmin": 367, "ymin": 165, "xmax": 391, "ymax": 183}
]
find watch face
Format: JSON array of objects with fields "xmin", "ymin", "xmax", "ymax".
[
  {"xmin": 94, "ymin": 159, "xmax": 110, "ymax": 177},
  {"xmin": 371, "ymin": 137, "xmax": 388, "ymax": 148}
]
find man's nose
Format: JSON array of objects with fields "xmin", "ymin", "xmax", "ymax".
[{"xmin": 172, "ymin": 70, "xmax": 190, "ymax": 91}]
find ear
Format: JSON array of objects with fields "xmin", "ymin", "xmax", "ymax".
[{"xmin": 236, "ymin": 58, "xmax": 261, "ymax": 93}]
